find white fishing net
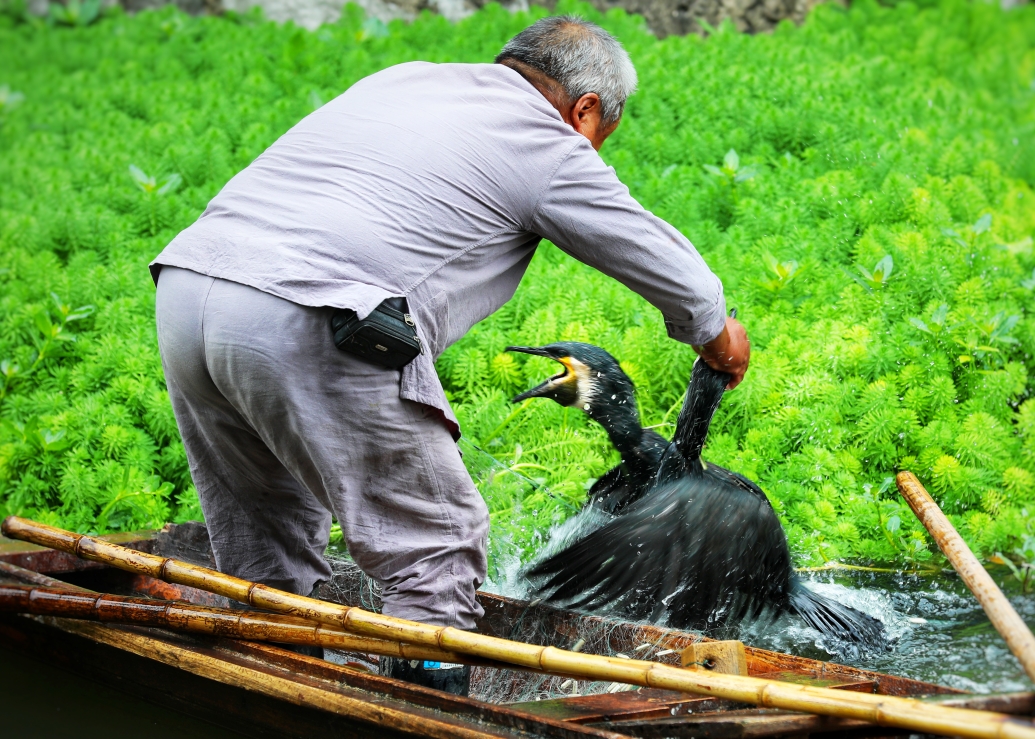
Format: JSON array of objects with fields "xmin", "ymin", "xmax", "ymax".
[{"xmin": 314, "ymin": 552, "xmax": 696, "ymax": 703}]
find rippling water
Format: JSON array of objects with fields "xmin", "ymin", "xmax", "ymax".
[{"xmin": 745, "ymin": 569, "xmax": 1035, "ymax": 693}]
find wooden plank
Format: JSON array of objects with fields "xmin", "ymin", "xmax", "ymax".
[
  {"xmin": 508, "ymin": 672, "xmax": 875, "ymax": 725},
  {"xmin": 510, "ymin": 689, "xmax": 745, "ymax": 724},
  {"xmin": 576, "ymin": 690, "xmax": 1035, "ymax": 739},
  {"xmin": 927, "ymin": 692, "xmax": 1035, "ymax": 716},
  {"xmin": 752, "ymin": 671, "xmax": 876, "ymax": 693},
  {"xmin": 590, "ymin": 709, "xmax": 910, "ymax": 738},
  {"xmin": 682, "ymin": 641, "xmax": 747, "ymax": 675}
]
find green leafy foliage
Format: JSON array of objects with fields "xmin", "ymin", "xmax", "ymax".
[
  {"xmin": 0, "ymin": 84, "xmax": 24, "ymax": 128},
  {"xmin": 1, "ymin": 0, "xmax": 1034, "ymax": 578},
  {"xmin": 48, "ymin": 0, "xmax": 101, "ymax": 27},
  {"xmin": 995, "ymin": 513, "xmax": 1035, "ymax": 594}
]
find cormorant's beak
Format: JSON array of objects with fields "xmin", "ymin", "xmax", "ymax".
[
  {"xmin": 506, "ymin": 346, "xmax": 579, "ymax": 406},
  {"xmin": 505, "ymin": 346, "xmax": 554, "ymax": 359}
]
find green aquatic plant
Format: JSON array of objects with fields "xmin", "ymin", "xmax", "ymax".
[
  {"xmin": 0, "ymin": 0, "xmax": 32, "ymax": 25},
  {"xmin": 0, "ymin": 293, "xmax": 94, "ymax": 404},
  {"xmin": 847, "ymin": 254, "xmax": 894, "ymax": 293},
  {"xmin": 128, "ymin": 165, "xmax": 183, "ymax": 237},
  {"xmin": 0, "ymin": 84, "xmax": 23, "ymax": 127},
  {"xmin": 0, "ymin": 0, "xmax": 1034, "ymax": 576},
  {"xmin": 758, "ymin": 252, "xmax": 800, "ymax": 294},
  {"xmin": 48, "ymin": 0, "xmax": 100, "ymax": 26},
  {"xmin": 999, "ymin": 542, "xmax": 1035, "ymax": 594}
]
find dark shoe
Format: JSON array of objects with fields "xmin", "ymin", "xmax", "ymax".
[{"xmin": 380, "ymin": 657, "xmax": 471, "ymax": 696}]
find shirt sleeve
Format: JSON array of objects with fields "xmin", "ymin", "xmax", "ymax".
[{"xmin": 528, "ymin": 141, "xmax": 727, "ymax": 346}]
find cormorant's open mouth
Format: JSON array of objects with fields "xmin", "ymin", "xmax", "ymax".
[{"xmin": 506, "ymin": 346, "xmax": 577, "ymax": 405}]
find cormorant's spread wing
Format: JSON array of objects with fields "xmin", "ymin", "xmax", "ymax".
[
  {"xmin": 586, "ymin": 466, "xmax": 635, "ymax": 516},
  {"xmin": 703, "ymin": 463, "xmax": 773, "ymax": 507},
  {"xmin": 528, "ymin": 467, "xmax": 795, "ymax": 631}
]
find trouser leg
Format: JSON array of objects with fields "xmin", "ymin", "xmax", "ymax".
[
  {"xmin": 155, "ymin": 267, "xmax": 488, "ymax": 629},
  {"xmin": 155, "ymin": 267, "xmax": 333, "ymax": 596},
  {"xmin": 326, "ymin": 391, "xmax": 488, "ymax": 629}
]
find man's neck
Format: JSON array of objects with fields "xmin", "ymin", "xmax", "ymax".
[{"xmin": 498, "ymin": 59, "xmax": 571, "ymax": 122}]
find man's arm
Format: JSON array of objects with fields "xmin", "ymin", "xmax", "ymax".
[{"xmin": 529, "ymin": 142, "xmax": 749, "ymax": 388}]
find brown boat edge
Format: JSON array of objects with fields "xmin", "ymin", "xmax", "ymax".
[{"xmin": 0, "ymin": 521, "xmax": 1032, "ymax": 739}]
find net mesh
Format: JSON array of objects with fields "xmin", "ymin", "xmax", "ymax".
[{"xmin": 315, "ymin": 552, "xmax": 697, "ymax": 703}]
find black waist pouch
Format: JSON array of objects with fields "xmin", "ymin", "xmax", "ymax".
[{"xmin": 330, "ymin": 297, "xmax": 423, "ymax": 370}]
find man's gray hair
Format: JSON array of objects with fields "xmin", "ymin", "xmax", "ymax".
[{"xmin": 496, "ymin": 16, "xmax": 637, "ymax": 125}]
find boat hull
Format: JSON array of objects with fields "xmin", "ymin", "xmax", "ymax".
[{"xmin": 1, "ymin": 523, "xmax": 1030, "ymax": 738}]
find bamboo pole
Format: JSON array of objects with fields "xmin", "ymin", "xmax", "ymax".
[
  {"xmin": 0, "ymin": 559, "xmax": 524, "ymax": 672},
  {"xmin": 897, "ymin": 471, "xmax": 1035, "ymax": 684},
  {"xmin": 0, "ymin": 583, "xmax": 494, "ymax": 666},
  {"xmin": 4, "ymin": 516, "xmax": 1034, "ymax": 739},
  {"xmin": 0, "ymin": 559, "xmax": 93, "ymax": 591}
]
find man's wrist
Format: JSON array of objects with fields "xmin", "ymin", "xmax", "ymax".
[{"xmin": 692, "ymin": 324, "xmax": 729, "ymax": 360}]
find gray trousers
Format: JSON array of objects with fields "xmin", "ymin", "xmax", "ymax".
[{"xmin": 154, "ymin": 267, "xmax": 488, "ymax": 628}]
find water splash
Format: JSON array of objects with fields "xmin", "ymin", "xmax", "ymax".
[{"xmin": 745, "ymin": 570, "xmax": 1035, "ymax": 693}]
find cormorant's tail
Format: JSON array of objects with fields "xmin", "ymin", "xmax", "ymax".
[{"xmin": 788, "ymin": 580, "xmax": 887, "ymax": 648}]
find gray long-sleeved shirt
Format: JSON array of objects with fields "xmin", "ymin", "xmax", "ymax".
[{"xmin": 151, "ymin": 61, "xmax": 726, "ymax": 437}]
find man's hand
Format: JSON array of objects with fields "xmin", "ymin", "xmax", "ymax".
[{"xmin": 693, "ymin": 316, "xmax": 750, "ymax": 390}]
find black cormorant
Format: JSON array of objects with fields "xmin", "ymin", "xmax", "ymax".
[{"xmin": 507, "ymin": 342, "xmax": 887, "ymax": 648}]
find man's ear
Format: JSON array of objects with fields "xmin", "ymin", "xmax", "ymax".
[
  {"xmin": 568, "ymin": 92, "xmax": 618, "ymax": 151},
  {"xmin": 569, "ymin": 93, "xmax": 602, "ymax": 133}
]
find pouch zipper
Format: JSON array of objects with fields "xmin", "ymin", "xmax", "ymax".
[{"xmin": 361, "ymin": 306, "xmax": 424, "ymax": 355}]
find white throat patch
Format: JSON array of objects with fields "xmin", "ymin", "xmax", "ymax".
[{"xmin": 567, "ymin": 357, "xmax": 599, "ymax": 411}]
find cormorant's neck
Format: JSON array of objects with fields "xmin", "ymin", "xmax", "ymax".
[
  {"xmin": 672, "ymin": 359, "xmax": 730, "ymax": 462},
  {"xmin": 586, "ymin": 397, "xmax": 645, "ymax": 459}
]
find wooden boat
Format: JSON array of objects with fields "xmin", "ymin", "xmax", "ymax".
[{"xmin": 1, "ymin": 522, "xmax": 1032, "ymax": 738}]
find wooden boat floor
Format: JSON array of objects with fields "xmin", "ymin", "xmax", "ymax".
[{"xmin": 511, "ymin": 689, "xmax": 746, "ymax": 723}]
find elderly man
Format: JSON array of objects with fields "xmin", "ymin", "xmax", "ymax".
[{"xmin": 150, "ymin": 16, "xmax": 749, "ymax": 695}]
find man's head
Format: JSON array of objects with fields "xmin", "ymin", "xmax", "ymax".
[{"xmin": 496, "ymin": 16, "xmax": 637, "ymax": 151}]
